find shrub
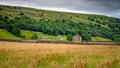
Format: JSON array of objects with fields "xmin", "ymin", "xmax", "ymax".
[
  {"xmin": 19, "ymin": 35, "xmax": 26, "ymax": 39},
  {"xmin": 11, "ymin": 27, "xmax": 21, "ymax": 36},
  {"xmin": 0, "ymin": 7, "xmax": 2, "ymax": 10},
  {"xmin": 31, "ymin": 33, "xmax": 38, "ymax": 40},
  {"xmin": 67, "ymin": 34, "xmax": 72, "ymax": 41},
  {"xmin": 19, "ymin": 12, "xmax": 24, "ymax": 15}
]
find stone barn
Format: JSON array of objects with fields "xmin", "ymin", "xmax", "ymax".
[{"xmin": 72, "ymin": 35, "xmax": 82, "ymax": 43}]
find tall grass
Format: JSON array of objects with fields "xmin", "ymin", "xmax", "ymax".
[{"xmin": 0, "ymin": 42, "xmax": 120, "ymax": 68}]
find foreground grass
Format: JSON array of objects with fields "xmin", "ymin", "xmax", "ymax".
[{"xmin": 0, "ymin": 42, "xmax": 120, "ymax": 68}]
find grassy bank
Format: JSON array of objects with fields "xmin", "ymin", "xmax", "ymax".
[
  {"xmin": 0, "ymin": 29, "xmax": 112, "ymax": 42},
  {"xmin": 21, "ymin": 30, "xmax": 67, "ymax": 40},
  {"xmin": 0, "ymin": 30, "xmax": 22, "ymax": 40},
  {"xmin": 91, "ymin": 37, "xmax": 112, "ymax": 42},
  {"xmin": 0, "ymin": 29, "xmax": 67, "ymax": 41}
]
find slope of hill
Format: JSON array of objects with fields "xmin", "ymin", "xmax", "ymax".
[
  {"xmin": 0, "ymin": 29, "xmax": 67, "ymax": 40},
  {"xmin": 0, "ymin": 29, "xmax": 112, "ymax": 41},
  {"xmin": 0, "ymin": 29, "xmax": 22, "ymax": 40},
  {"xmin": 0, "ymin": 5, "xmax": 120, "ymax": 41},
  {"xmin": 91, "ymin": 37, "xmax": 112, "ymax": 42},
  {"xmin": 21, "ymin": 30, "xmax": 67, "ymax": 40}
]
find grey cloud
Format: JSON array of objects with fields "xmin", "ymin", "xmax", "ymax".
[{"xmin": 0, "ymin": 0, "xmax": 120, "ymax": 18}]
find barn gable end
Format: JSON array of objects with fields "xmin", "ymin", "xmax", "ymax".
[{"xmin": 72, "ymin": 35, "xmax": 82, "ymax": 43}]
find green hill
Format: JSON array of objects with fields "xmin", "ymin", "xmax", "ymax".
[{"xmin": 0, "ymin": 5, "xmax": 120, "ymax": 41}]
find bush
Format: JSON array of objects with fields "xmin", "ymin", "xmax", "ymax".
[
  {"xmin": 11, "ymin": 27, "xmax": 21, "ymax": 36},
  {"xmin": 31, "ymin": 33, "xmax": 38, "ymax": 40},
  {"xmin": 0, "ymin": 7, "xmax": 2, "ymax": 10},
  {"xmin": 81, "ymin": 34, "xmax": 91, "ymax": 41},
  {"xmin": 67, "ymin": 34, "xmax": 73, "ymax": 41},
  {"xmin": 112, "ymin": 35, "xmax": 120, "ymax": 42},
  {"xmin": 19, "ymin": 35, "xmax": 26, "ymax": 39},
  {"xmin": 6, "ymin": 25, "xmax": 25, "ymax": 39},
  {"xmin": 0, "ymin": 21, "xmax": 6, "ymax": 29},
  {"xmin": 19, "ymin": 12, "xmax": 24, "ymax": 15}
]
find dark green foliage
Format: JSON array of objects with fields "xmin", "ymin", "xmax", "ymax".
[
  {"xmin": 31, "ymin": 33, "xmax": 38, "ymax": 39},
  {"xmin": 67, "ymin": 34, "xmax": 73, "ymax": 41},
  {"xmin": 19, "ymin": 12, "xmax": 24, "ymax": 15},
  {"xmin": 54, "ymin": 31, "xmax": 59, "ymax": 36},
  {"xmin": 0, "ymin": 15, "xmax": 9, "ymax": 29},
  {"xmin": 9, "ymin": 15, "xmax": 12, "ymax": 16},
  {"xmin": 0, "ymin": 7, "xmax": 2, "ymax": 10},
  {"xmin": 0, "ymin": 21, "xmax": 6, "ymax": 29},
  {"xmin": 3, "ymin": 18, "xmax": 22, "ymax": 37},
  {"xmin": 112, "ymin": 35, "xmax": 120, "ymax": 42},
  {"xmin": 4, "ymin": 16, "xmax": 9, "ymax": 19},
  {"xmin": 19, "ymin": 35, "xmax": 26, "ymax": 39},
  {"xmin": 81, "ymin": 33, "xmax": 91, "ymax": 41},
  {"xmin": 11, "ymin": 27, "xmax": 21, "ymax": 36},
  {"xmin": 6, "ymin": 24, "xmax": 21, "ymax": 36}
]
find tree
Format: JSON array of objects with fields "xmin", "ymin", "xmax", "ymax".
[
  {"xmin": 19, "ymin": 12, "xmax": 24, "ymax": 15},
  {"xmin": 81, "ymin": 33, "xmax": 91, "ymax": 41},
  {"xmin": 4, "ymin": 16, "xmax": 9, "ymax": 19},
  {"xmin": 0, "ymin": 21, "xmax": 6, "ymax": 29},
  {"xmin": 31, "ymin": 33, "xmax": 38, "ymax": 39},
  {"xmin": 112, "ymin": 34, "xmax": 120, "ymax": 41},
  {"xmin": 54, "ymin": 31, "xmax": 59, "ymax": 36},
  {"xmin": 0, "ymin": 7, "xmax": 2, "ymax": 10},
  {"xmin": 11, "ymin": 26, "xmax": 21, "ymax": 36},
  {"xmin": 67, "ymin": 34, "xmax": 72, "ymax": 41}
]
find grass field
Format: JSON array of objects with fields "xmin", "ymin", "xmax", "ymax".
[
  {"xmin": 0, "ymin": 30, "xmax": 22, "ymax": 40},
  {"xmin": 21, "ymin": 30, "xmax": 67, "ymax": 40},
  {"xmin": 91, "ymin": 37, "xmax": 112, "ymax": 42},
  {"xmin": 0, "ymin": 29, "xmax": 67, "ymax": 40},
  {"xmin": 0, "ymin": 42, "xmax": 120, "ymax": 68},
  {"xmin": 0, "ymin": 29, "xmax": 112, "ymax": 41}
]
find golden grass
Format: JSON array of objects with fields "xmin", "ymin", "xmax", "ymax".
[{"xmin": 0, "ymin": 41, "xmax": 120, "ymax": 68}]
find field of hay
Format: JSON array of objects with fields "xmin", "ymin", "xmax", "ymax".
[{"xmin": 0, "ymin": 41, "xmax": 120, "ymax": 68}]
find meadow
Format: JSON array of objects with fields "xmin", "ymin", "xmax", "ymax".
[
  {"xmin": 0, "ymin": 41, "xmax": 120, "ymax": 68},
  {"xmin": 0, "ymin": 29, "xmax": 67, "ymax": 41},
  {"xmin": 0, "ymin": 29, "xmax": 111, "ymax": 42}
]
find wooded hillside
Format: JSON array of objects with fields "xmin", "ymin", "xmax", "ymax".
[{"xmin": 0, "ymin": 5, "xmax": 120, "ymax": 41}]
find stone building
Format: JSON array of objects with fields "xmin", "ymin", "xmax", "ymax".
[{"xmin": 72, "ymin": 35, "xmax": 82, "ymax": 43}]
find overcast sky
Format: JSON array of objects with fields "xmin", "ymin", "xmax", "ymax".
[{"xmin": 0, "ymin": 0, "xmax": 120, "ymax": 18}]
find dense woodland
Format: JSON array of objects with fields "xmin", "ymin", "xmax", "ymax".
[{"xmin": 0, "ymin": 5, "xmax": 120, "ymax": 41}]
